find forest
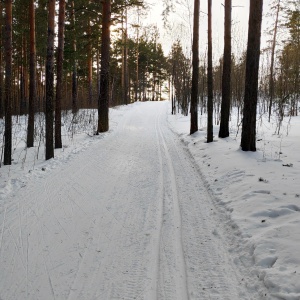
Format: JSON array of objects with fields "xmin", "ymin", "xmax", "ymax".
[{"xmin": 0, "ymin": 0, "xmax": 299, "ymax": 164}]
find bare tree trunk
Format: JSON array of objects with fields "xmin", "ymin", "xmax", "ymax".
[
  {"xmin": 219, "ymin": 0, "xmax": 231, "ymax": 138},
  {"xmin": 55, "ymin": 0, "xmax": 65, "ymax": 149},
  {"xmin": 45, "ymin": 0, "xmax": 55, "ymax": 160},
  {"xmin": 98, "ymin": 0, "xmax": 111, "ymax": 133},
  {"xmin": 71, "ymin": 0, "xmax": 78, "ymax": 114},
  {"xmin": 121, "ymin": 9, "xmax": 128, "ymax": 105},
  {"xmin": 268, "ymin": 0, "xmax": 280, "ymax": 122},
  {"xmin": 97, "ymin": 38, "xmax": 100, "ymax": 101},
  {"xmin": 0, "ymin": 2, "xmax": 3, "ymax": 118},
  {"xmin": 4, "ymin": 0, "xmax": 12, "ymax": 165},
  {"xmin": 87, "ymin": 12, "xmax": 93, "ymax": 107},
  {"xmin": 241, "ymin": 0, "xmax": 263, "ymax": 151},
  {"xmin": 20, "ymin": 36, "xmax": 28, "ymax": 116},
  {"xmin": 135, "ymin": 7, "xmax": 140, "ymax": 103},
  {"xmin": 190, "ymin": 0, "xmax": 199, "ymax": 135},
  {"xmin": 124, "ymin": 8, "xmax": 128, "ymax": 105},
  {"xmin": 207, "ymin": 0, "xmax": 213, "ymax": 143},
  {"xmin": 27, "ymin": 0, "xmax": 36, "ymax": 148}
]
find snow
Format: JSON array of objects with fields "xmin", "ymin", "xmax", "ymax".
[
  {"xmin": 168, "ymin": 105, "xmax": 300, "ymax": 300},
  {"xmin": 0, "ymin": 101, "xmax": 299, "ymax": 299}
]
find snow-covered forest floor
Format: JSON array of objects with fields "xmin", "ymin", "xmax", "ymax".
[{"xmin": 0, "ymin": 101, "xmax": 299, "ymax": 299}]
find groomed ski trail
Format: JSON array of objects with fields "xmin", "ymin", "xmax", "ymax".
[{"xmin": 0, "ymin": 101, "xmax": 267, "ymax": 300}]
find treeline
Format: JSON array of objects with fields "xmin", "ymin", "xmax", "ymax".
[
  {"xmin": 2, "ymin": 0, "xmax": 300, "ymax": 164},
  {"xmin": 0, "ymin": 0, "xmax": 171, "ymax": 164},
  {"xmin": 0, "ymin": 0, "xmax": 169, "ymax": 116},
  {"xmin": 171, "ymin": 0, "xmax": 300, "ymax": 122}
]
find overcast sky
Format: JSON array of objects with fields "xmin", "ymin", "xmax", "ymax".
[{"xmin": 139, "ymin": 0, "xmax": 273, "ymax": 60}]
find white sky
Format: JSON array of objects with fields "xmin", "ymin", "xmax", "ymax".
[{"xmin": 139, "ymin": 0, "xmax": 273, "ymax": 60}]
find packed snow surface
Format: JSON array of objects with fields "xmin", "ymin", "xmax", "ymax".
[{"xmin": 0, "ymin": 101, "xmax": 299, "ymax": 299}]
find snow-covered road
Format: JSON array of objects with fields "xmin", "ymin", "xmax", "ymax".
[{"xmin": 0, "ymin": 102, "xmax": 266, "ymax": 299}]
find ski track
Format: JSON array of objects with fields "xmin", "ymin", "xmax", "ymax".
[{"xmin": 0, "ymin": 101, "xmax": 267, "ymax": 300}]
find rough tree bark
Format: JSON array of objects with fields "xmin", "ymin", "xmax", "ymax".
[
  {"xmin": 4, "ymin": 0, "xmax": 12, "ymax": 165},
  {"xmin": 71, "ymin": 0, "xmax": 78, "ymax": 114},
  {"xmin": 45, "ymin": 0, "xmax": 55, "ymax": 160},
  {"xmin": 98, "ymin": 0, "xmax": 111, "ymax": 133},
  {"xmin": 190, "ymin": 0, "xmax": 200, "ymax": 135},
  {"xmin": 219, "ymin": 0, "xmax": 232, "ymax": 138},
  {"xmin": 55, "ymin": 0, "xmax": 65, "ymax": 149},
  {"xmin": 0, "ymin": 2, "xmax": 3, "ymax": 118},
  {"xmin": 87, "ymin": 9, "xmax": 93, "ymax": 106},
  {"xmin": 241, "ymin": 0, "xmax": 263, "ymax": 151},
  {"xmin": 207, "ymin": 0, "xmax": 213, "ymax": 143},
  {"xmin": 27, "ymin": 0, "xmax": 36, "ymax": 148}
]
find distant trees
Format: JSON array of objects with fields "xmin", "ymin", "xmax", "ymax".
[
  {"xmin": 268, "ymin": 0, "xmax": 281, "ymax": 122},
  {"xmin": 110, "ymin": 27, "xmax": 168, "ymax": 106},
  {"xmin": 169, "ymin": 41, "xmax": 191, "ymax": 116}
]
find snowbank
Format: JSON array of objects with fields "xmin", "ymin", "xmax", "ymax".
[
  {"xmin": 168, "ymin": 105, "xmax": 300, "ymax": 299},
  {"xmin": 0, "ymin": 106, "xmax": 131, "ymax": 206}
]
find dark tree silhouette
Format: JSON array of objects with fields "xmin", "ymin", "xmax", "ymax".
[
  {"xmin": 219, "ymin": 0, "xmax": 232, "ymax": 138},
  {"xmin": 4, "ymin": 0, "xmax": 12, "ymax": 165},
  {"xmin": 98, "ymin": 0, "xmax": 111, "ymax": 133},
  {"xmin": 27, "ymin": 0, "xmax": 36, "ymax": 148},
  {"xmin": 45, "ymin": 0, "xmax": 55, "ymax": 160},
  {"xmin": 55, "ymin": 0, "xmax": 65, "ymax": 149},
  {"xmin": 241, "ymin": 0, "xmax": 263, "ymax": 151},
  {"xmin": 190, "ymin": 0, "xmax": 199, "ymax": 135},
  {"xmin": 207, "ymin": 0, "xmax": 213, "ymax": 143},
  {"xmin": 71, "ymin": 0, "xmax": 78, "ymax": 114}
]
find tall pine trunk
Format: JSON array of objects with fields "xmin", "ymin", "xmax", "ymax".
[
  {"xmin": 55, "ymin": 0, "xmax": 65, "ymax": 149},
  {"xmin": 190, "ymin": 0, "xmax": 200, "ymax": 135},
  {"xmin": 87, "ymin": 13, "xmax": 93, "ymax": 106},
  {"xmin": 268, "ymin": 0, "xmax": 280, "ymax": 122},
  {"xmin": 219, "ymin": 0, "xmax": 231, "ymax": 138},
  {"xmin": 4, "ymin": 0, "xmax": 12, "ymax": 165},
  {"xmin": 98, "ymin": 0, "xmax": 111, "ymax": 133},
  {"xmin": 45, "ymin": 0, "xmax": 55, "ymax": 160},
  {"xmin": 0, "ymin": 2, "xmax": 3, "ymax": 118},
  {"xmin": 207, "ymin": 0, "xmax": 213, "ymax": 143},
  {"xmin": 241, "ymin": 0, "xmax": 263, "ymax": 151},
  {"xmin": 27, "ymin": 0, "xmax": 36, "ymax": 148},
  {"xmin": 71, "ymin": 1, "xmax": 77, "ymax": 114}
]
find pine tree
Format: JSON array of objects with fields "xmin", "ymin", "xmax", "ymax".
[
  {"xmin": 45, "ymin": 0, "xmax": 55, "ymax": 160},
  {"xmin": 98, "ymin": 0, "xmax": 111, "ymax": 133},
  {"xmin": 241, "ymin": 0, "xmax": 263, "ymax": 151},
  {"xmin": 55, "ymin": 0, "xmax": 65, "ymax": 149},
  {"xmin": 27, "ymin": 0, "xmax": 36, "ymax": 148},
  {"xmin": 207, "ymin": 0, "xmax": 213, "ymax": 143},
  {"xmin": 219, "ymin": 0, "xmax": 232, "ymax": 138},
  {"xmin": 190, "ymin": 0, "xmax": 199, "ymax": 135},
  {"xmin": 4, "ymin": 0, "xmax": 12, "ymax": 165}
]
